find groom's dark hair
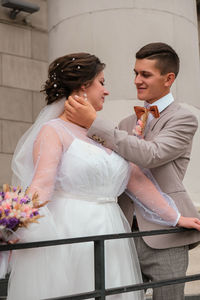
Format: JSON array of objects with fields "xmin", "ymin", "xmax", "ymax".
[{"xmin": 136, "ymin": 42, "xmax": 180, "ymax": 78}]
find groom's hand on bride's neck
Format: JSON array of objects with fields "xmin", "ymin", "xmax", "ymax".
[{"xmin": 65, "ymin": 95, "xmax": 96, "ymax": 129}]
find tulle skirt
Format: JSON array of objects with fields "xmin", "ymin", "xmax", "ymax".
[{"xmin": 7, "ymin": 192, "xmax": 144, "ymax": 300}]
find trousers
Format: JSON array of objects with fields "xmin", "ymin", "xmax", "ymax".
[{"xmin": 134, "ymin": 235, "xmax": 189, "ymax": 300}]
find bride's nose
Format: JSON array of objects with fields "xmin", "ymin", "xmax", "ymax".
[{"xmin": 104, "ymin": 88, "xmax": 109, "ymax": 96}]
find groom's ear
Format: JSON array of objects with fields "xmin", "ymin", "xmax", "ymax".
[{"xmin": 164, "ymin": 72, "xmax": 175, "ymax": 87}]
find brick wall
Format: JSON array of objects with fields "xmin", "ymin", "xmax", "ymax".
[{"xmin": 0, "ymin": 0, "xmax": 48, "ymax": 186}]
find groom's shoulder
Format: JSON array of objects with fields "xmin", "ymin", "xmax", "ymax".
[{"xmin": 167, "ymin": 102, "xmax": 198, "ymax": 124}]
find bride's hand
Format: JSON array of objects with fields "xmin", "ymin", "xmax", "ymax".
[
  {"xmin": 7, "ymin": 239, "xmax": 19, "ymax": 244},
  {"xmin": 0, "ymin": 238, "xmax": 19, "ymax": 244},
  {"xmin": 177, "ymin": 216, "xmax": 200, "ymax": 230}
]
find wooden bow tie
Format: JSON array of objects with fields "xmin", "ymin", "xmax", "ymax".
[{"xmin": 134, "ymin": 105, "xmax": 160, "ymax": 120}]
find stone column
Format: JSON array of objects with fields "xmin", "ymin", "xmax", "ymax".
[{"xmin": 48, "ymin": 0, "xmax": 200, "ymax": 207}]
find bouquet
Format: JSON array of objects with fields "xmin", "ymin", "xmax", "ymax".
[{"xmin": 0, "ymin": 184, "xmax": 47, "ymax": 241}]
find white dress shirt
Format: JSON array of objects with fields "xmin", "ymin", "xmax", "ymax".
[{"xmin": 144, "ymin": 92, "xmax": 174, "ymax": 129}]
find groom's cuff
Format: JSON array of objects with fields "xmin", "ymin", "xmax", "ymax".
[{"xmin": 87, "ymin": 116, "xmax": 118, "ymax": 150}]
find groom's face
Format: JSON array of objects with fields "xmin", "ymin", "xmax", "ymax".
[{"xmin": 134, "ymin": 58, "xmax": 170, "ymax": 104}]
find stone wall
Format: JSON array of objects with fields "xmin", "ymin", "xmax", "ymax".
[
  {"xmin": 0, "ymin": 0, "xmax": 48, "ymax": 186},
  {"xmin": 198, "ymin": 1, "xmax": 200, "ymax": 52}
]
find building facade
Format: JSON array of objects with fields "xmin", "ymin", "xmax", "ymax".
[{"xmin": 0, "ymin": 0, "xmax": 199, "ymax": 206}]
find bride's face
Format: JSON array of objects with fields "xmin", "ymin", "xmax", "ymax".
[{"xmin": 84, "ymin": 71, "xmax": 109, "ymax": 111}]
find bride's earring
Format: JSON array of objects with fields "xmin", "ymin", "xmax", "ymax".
[{"xmin": 83, "ymin": 93, "xmax": 88, "ymax": 101}]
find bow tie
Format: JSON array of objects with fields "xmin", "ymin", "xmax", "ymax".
[
  {"xmin": 134, "ymin": 105, "xmax": 160, "ymax": 120},
  {"xmin": 132, "ymin": 105, "xmax": 160, "ymax": 138}
]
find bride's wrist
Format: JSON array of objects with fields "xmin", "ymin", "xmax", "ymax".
[{"xmin": 176, "ymin": 213, "xmax": 182, "ymax": 226}]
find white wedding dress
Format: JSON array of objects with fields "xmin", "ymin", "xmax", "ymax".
[
  {"xmin": 7, "ymin": 117, "xmax": 179, "ymax": 300},
  {"xmin": 7, "ymin": 119, "xmax": 144, "ymax": 300}
]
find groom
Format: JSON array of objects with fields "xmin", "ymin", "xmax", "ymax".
[{"xmin": 65, "ymin": 42, "xmax": 200, "ymax": 300}]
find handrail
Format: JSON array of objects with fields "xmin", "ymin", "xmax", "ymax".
[
  {"xmin": 0, "ymin": 227, "xmax": 194, "ymax": 251},
  {"xmin": 0, "ymin": 227, "xmax": 199, "ymax": 300}
]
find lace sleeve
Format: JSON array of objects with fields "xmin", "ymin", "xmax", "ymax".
[
  {"xmin": 29, "ymin": 124, "xmax": 63, "ymax": 203},
  {"xmin": 126, "ymin": 164, "xmax": 180, "ymax": 226}
]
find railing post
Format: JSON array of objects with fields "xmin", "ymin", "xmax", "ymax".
[{"xmin": 94, "ymin": 240, "xmax": 105, "ymax": 300}]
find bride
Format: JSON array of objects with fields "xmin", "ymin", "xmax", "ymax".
[{"xmin": 6, "ymin": 53, "xmax": 200, "ymax": 300}]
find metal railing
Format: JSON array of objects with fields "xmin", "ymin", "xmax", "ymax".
[{"xmin": 0, "ymin": 227, "xmax": 200, "ymax": 299}]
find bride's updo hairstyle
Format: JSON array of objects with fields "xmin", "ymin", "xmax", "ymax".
[{"xmin": 42, "ymin": 53, "xmax": 105, "ymax": 105}]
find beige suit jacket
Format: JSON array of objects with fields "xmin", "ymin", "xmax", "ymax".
[{"xmin": 88, "ymin": 102, "xmax": 200, "ymax": 249}]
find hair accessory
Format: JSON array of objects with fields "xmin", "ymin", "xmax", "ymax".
[
  {"xmin": 51, "ymin": 72, "xmax": 57, "ymax": 80},
  {"xmin": 56, "ymin": 93, "xmax": 59, "ymax": 97},
  {"xmin": 56, "ymin": 63, "xmax": 60, "ymax": 66},
  {"xmin": 53, "ymin": 84, "xmax": 57, "ymax": 88},
  {"xmin": 61, "ymin": 70, "xmax": 64, "ymax": 72},
  {"xmin": 72, "ymin": 58, "xmax": 75, "ymax": 61},
  {"xmin": 77, "ymin": 66, "xmax": 81, "ymax": 69}
]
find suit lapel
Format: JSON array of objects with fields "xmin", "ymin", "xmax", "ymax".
[{"xmin": 145, "ymin": 102, "xmax": 178, "ymax": 136}]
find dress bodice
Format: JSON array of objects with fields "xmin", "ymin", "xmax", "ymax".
[{"xmin": 56, "ymin": 136, "xmax": 130, "ymax": 200}]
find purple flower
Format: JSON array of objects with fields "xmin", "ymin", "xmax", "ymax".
[
  {"xmin": 0, "ymin": 192, "xmax": 5, "ymax": 199},
  {"xmin": 4, "ymin": 209, "xmax": 10, "ymax": 216},
  {"xmin": 30, "ymin": 211, "xmax": 39, "ymax": 218},
  {"xmin": 7, "ymin": 217, "xmax": 19, "ymax": 229},
  {"xmin": 0, "ymin": 218, "xmax": 8, "ymax": 226},
  {"xmin": 20, "ymin": 198, "xmax": 28, "ymax": 204}
]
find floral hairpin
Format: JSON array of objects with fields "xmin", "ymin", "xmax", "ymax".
[{"xmin": 51, "ymin": 72, "xmax": 57, "ymax": 80}]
